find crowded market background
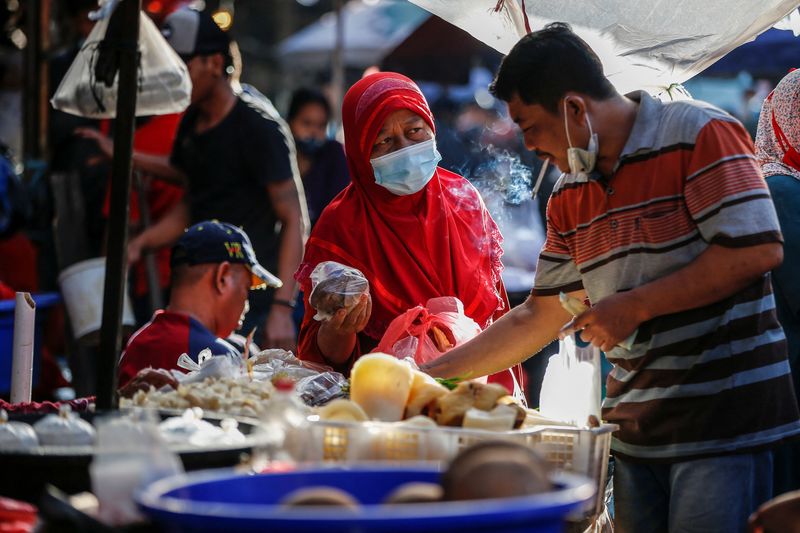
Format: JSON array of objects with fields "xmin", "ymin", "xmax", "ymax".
[{"xmin": 0, "ymin": 0, "xmax": 799, "ymax": 530}]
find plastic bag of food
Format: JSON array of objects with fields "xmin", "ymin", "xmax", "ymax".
[
  {"xmin": 295, "ymin": 371, "xmax": 348, "ymax": 406},
  {"xmin": 51, "ymin": 0, "xmax": 191, "ymax": 118},
  {"xmin": 33, "ymin": 405, "xmax": 96, "ymax": 446},
  {"xmin": 308, "ymin": 261, "xmax": 369, "ymax": 321},
  {"xmin": 376, "ymin": 297, "xmax": 482, "ymax": 366},
  {"xmin": 0, "ymin": 409, "xmax": 38, "ymax": 451},
  {"xmin": 90, "ymin": 410, "xmax": 183, "ymax": 526}
]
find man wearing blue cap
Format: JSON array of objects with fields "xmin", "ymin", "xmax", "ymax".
[{"xmin": 117, "ymin": 220, "xmax": 281, "ymax": 387}]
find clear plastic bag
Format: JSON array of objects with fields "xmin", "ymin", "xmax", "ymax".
[
  {"xmin": 51, "ymin": 0, "xmax": 191, "ymax": 118},
  {"xmin": 176, "ymin": 350, "xmax": 245, "ymax": 384},
  {"xmin": 90, "ymin": 410, "xmax": 183, "ymax": 526},
  {"xmin": 0, "ymin": 409, "xmax": 38, "ymax": 451},
  {"xmin": 32, "ymin": 405, "xmax": 96, "ymax": 446},
  {"xmin": 539, "ymin": 334, "xmax": 602, "ymax": 427},
  {"xmin": 295, "ymin": 371, "xmax": 349, "ymax": 406},
  {"xmin": 308, "ymin": 261, "xmax": 370, "ymax": 321}
]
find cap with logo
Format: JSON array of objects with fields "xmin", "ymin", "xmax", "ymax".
[
  {"xmin": 161, "ymin": 6, "xmax": 230, "ymax": 60},
  {"xmin": 170, "ymin": 220, "xmax": 282, "ymax": 289}
]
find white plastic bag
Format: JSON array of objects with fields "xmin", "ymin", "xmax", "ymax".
[
  {"xmin": 539, "ymin": 334, "xmax": 602, "ymax": 427},
  {"xmin": 51, "ymin": 1, "xmax": 191, "ymax": 118}
]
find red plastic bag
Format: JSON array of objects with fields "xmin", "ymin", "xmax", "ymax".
[{"xmin": 376, "ymin": 297, "xmax": 482, "ymax": 366}]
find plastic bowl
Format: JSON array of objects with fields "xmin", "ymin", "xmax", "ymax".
[{"xmin": 137, "ymin": 464, "xmax": 595, "ymax": 533}]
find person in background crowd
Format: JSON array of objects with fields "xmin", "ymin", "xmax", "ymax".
[
  {"xmin": 117, "ymin": 220, "xmax": 281, "ymax": 388},
  {"xmin": 287, "ymin": 88, "xmax": 350, "ymax": 228},
  {"xmin": 755, "ymin": 68, "xmax": 800, "ymax": 495},
  {"xmin": 101, "ymin": 7, "xmax": 307, "ymax": 351},
  {"xmin": 423, "ymin": 23, "xmax": 800, "ymax": 531},
  {"xmin": 295, "ymin": 72, "xmax": 525, "ymax": 394},
  {"xmin": 77, "ymin": 113, "xmax": 184, "ymax": 326}
]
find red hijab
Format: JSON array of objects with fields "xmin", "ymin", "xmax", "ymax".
[{"xmin": 296, "ymin": 72, "xmax": 506, "ymax": 344}]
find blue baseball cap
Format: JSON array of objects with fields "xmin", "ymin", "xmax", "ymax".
[{"xmin": 170, "ymin": 220, "xmax": 282, "ymax": 289}]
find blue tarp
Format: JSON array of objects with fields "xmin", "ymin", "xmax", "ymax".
[{"xmin": 702, "ymin": 28, "xmax": 800, "ymax": 77}]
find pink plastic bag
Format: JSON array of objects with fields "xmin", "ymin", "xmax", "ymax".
[{"xmin": 376, "ymin": 297, "xmax": 481, "ymax": 366}]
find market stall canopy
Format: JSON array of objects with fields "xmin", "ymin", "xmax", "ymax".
[
  {"xmin": 408, "ymin": 0, "xmax": 800, "ymax": 94},
  {"xmin": 277, "ymin": 0, "xmax": 430, "ymax": 70}
]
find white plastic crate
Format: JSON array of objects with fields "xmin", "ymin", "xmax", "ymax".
[{"xmin": 307, "ymin": 419, "xmax": 616, "ymax": 516}]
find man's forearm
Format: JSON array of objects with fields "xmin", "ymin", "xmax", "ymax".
[
  {"xmin": 137, "ymin": 202, "xmax": 190, "ymax": 250},
  {"xmin": 423, "ymin": 293, "xmax": 575, "ymax": 379},
  {"xmin": 272, "ymin": 217, "xmax": 304, "ymax": 302},
  {"xmin": 133, "ymin": 153, "xmax": 186, "ymax": 186},
  {"xmin": 631, "ymin": 243, "xmax": 783, "ymax": 323}
]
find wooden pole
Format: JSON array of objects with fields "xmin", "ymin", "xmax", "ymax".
[{"xmin": 96, "ymin": 0, "xmax": 141, "ymax": 410}]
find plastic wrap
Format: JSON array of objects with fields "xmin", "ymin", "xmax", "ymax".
[{"xmin": 308, "ymin": 261, "xmax": 370, "ymax": 321}]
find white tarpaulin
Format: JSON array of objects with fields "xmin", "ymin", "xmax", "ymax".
[{"xmin": 408, "ymin": 0, "xmax": 800, "ymax": 94}]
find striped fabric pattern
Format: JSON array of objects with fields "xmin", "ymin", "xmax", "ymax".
[{"xmin": 534, "ymin": 91, "xmax": 800, "ymax": 461}]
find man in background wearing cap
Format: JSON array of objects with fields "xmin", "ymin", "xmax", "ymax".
[
  {"xmin": 117, "ymin": 220, "xmax": 281, "ymax": 388},
  {"xmin": 122, "ymin": 7, "xmax": 308, "ymax": 352}
]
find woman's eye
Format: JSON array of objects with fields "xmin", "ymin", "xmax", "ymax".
[{"xmin": 408, "ymin": 127, "xmax": 422, "ymax": 135}]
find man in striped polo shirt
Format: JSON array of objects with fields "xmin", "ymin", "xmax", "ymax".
[{"xmin": 423, "ymin": 23, "xmax": 800, "ymax": 531}]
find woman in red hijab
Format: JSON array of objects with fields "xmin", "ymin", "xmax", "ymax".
[{"xmin": 295, "ymin": 72, "xmax": 523, "ymax": 392}]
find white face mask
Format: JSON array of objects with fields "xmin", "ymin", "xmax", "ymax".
[
  {"xmin": 564, "ymin": 98, "xmax": 598, "ymax": 178},
  {"xmin": 370, "ymin": 138, "xmax": 442, "ymax": 196}
]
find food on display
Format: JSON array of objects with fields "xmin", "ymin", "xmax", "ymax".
[
  {"xmin": 462, "ymin": 405, "xmax": 518, "ymax": 431},
  {"xmin": 280, "ymin": 487, "xmax": 361, "ymax": 509},
  {"xmin": 308, "ymin": 261, "xmax": 369, "ymax": 321},
  {"xmin": 0, "ymin": 410, "xmax": 38, "ymax": 451},
  {"xmin": 431, "ymin": 382, "xmax": 510, "ymax": 427},
  {"xmin": 317, "ymin": 399, "xmax": 369, "ymax": 423},
  {"xmin": 118, "ymin": 368, "xmax": 180, "ymax": 398},
  {"xmin": 33, "ymin": 405, "xmax": 96, "ymax": 446},
  {"xmin": 404, "ymin": 372, "xmax": 448, "ymax": 418},
  {"xmin": 349, "ymin": 353, "xmax": 413, "ymax": 422},
  {"xmin": 441, "ymin": 441, "xmax": 552, "ymax": 501},
  {"xmin": 122, "ymin": 377, "xmax": 273, "ymax": 418},
  {"xmin": 383, "ymin": 482, "xmax": 443, "ymax": 505}
]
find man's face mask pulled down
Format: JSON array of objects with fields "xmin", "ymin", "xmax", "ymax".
[
  {"xmin": 564, "ymin": 98, "xmax": 599, "ymax": 179},
  {"xmin": 370, "ymin": 138, "xmax": 442, "ymax": 196}
]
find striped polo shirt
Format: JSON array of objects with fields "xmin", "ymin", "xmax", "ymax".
[{"xmin": 534, "ymin": 91, "xmax": 800, "ymax": 461}]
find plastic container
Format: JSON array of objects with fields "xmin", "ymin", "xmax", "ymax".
[
  {"xmin": 0, "ymin": 292, "xmax": 61, "ymax": 394},
  {"xmin": 308, "ymin": 420, "xmax": 616, "ymax": 517},
  {"xmin": 57, "ymin": 258, "xmax": 135, "ymax": 344},
  {"xmin": 137, "ymin": 465, "xmax": 595, "ymax": 533}
]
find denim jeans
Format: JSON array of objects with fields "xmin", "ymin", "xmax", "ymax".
[{"xmin": 614, "ymin": 450, "xmax": 773, "ymax": 533}]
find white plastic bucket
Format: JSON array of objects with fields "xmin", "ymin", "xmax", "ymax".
[{"xmin": 58, "ymin": 257, "xmax": 136, "ymax": 344}]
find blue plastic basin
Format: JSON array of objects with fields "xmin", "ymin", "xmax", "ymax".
[
  {"xmin": 0, "ymin": 292, "xmax": 62, "ymax": 393},
  {"xmin": 137, "ymin": 465, "xmax": 594, "ymax": 533}
]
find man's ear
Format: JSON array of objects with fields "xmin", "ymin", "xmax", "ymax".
[
  {"xmin": 214, "ymin": 262, "xmax": 232, "ymax": 293},
  {"xmin": 564, "ymin": 94, "xmax": 588, "ymax": 127}
]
